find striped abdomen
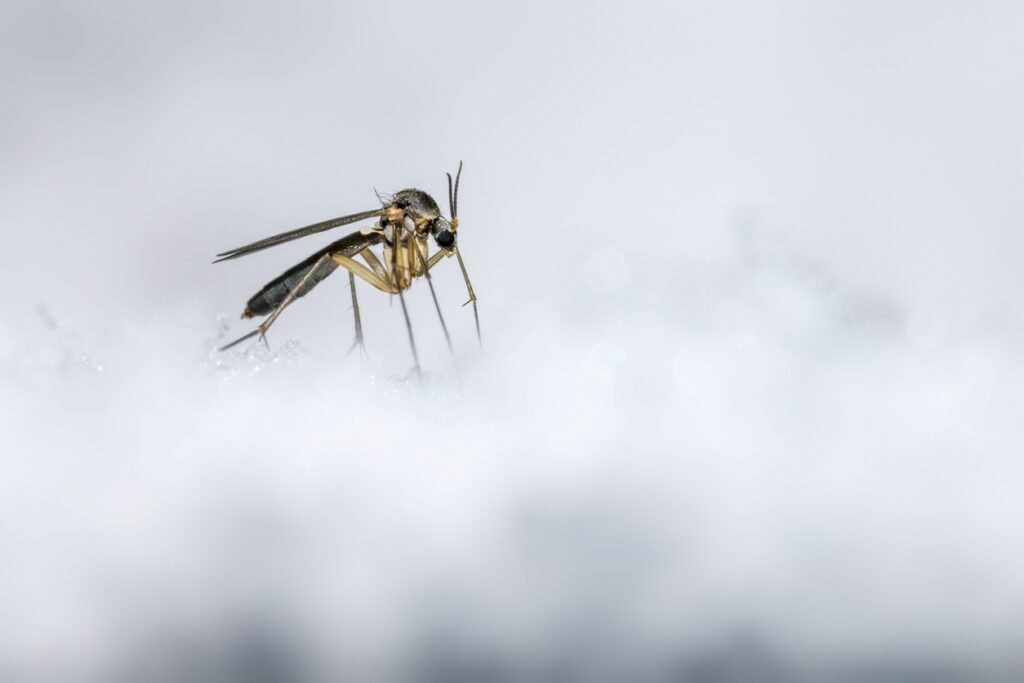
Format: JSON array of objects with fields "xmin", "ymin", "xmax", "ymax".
[{"xmin": 242, "ymin": 231, "xmax": 381, "ymax": 318}]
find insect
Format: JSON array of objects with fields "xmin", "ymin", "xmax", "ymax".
[{"xmin": 214, "ymin": 162, "xmax": 479, "ymax": 372}]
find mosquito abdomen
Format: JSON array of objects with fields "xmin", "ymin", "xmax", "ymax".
[
  {"xmin": 242, "ymin": 254, "xmax": 338, "ymax": 318},
  {"xmin": 241, "ymin": 231, "xmax": 381, "ymax": 318}
]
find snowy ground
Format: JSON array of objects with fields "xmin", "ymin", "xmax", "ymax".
[{"xmin": 2, "ymin": 2, "xmax": 1023, "ymax": 681}]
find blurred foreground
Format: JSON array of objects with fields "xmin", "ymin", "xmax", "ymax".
[{"xmin": 2, "ymin": 243, "xmax": 1021, "ymax": 681}]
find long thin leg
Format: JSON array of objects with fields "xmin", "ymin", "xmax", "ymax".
[
  {"xmin": 427, "ymin": 249, "xmax": 448, "ymax": 270},
  {"xmin": 391, "ymin": 237, "xmax": 422, "ymax": 382},
  {"xmin": 360, "ymin": 249, "xmax": 388, "ymax": 281},
  {"xmin": 410, "ymin": 234, "xmax": 459, "ymax": 377},
  {"xmin": 346, "ymin": 271, "xmax": 367, "ymax": 358},
  {"xmin": 454, "ymin": 247, "xmax": 482, "ymax": 348},
  {"xmin": 330, "ymin": 253, "xmax": 397, "ymax": 294},
  {"xmin": 221, "ymin": 253, "xmax": 332, "ymax": 351}
]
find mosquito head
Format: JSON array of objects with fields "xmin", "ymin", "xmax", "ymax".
[
  {"xmin": 431, "ymin": 216, "xmax": 456, "ymax": 249},
  {"xmin": 435, "ymin": 226, "xmax": 456, "ymax": 248}
]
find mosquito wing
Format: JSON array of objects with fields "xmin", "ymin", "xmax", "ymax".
[{"xmin": 214, "ymin": 208, "xmax": 384, "ymax": 263}]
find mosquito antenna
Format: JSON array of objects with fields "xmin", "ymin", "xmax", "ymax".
[
  {"xmin": 447, "ymin": 173, "xmax": 455, "ymax": 224},
  {"xmin": 453, "ymin": 160, "xmax": 462, "ymax": 219}
]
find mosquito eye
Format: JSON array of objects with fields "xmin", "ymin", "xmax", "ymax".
[{"xmin": 436, "ymin": 230, "xmax": 455, "ymax": 248}]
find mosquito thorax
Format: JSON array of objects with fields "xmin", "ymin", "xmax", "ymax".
[{"xmin": 391, "ymin": 189, "xmax": 441, "ymax": 219}]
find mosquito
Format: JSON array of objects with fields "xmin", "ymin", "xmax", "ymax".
[{"xmin": 214, "ymin": 162, "xmax": 479, "ymax": 373}]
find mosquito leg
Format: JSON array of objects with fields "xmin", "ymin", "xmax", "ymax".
[
  {"xmin": 255, "ymin": 253, "xmax": 331, "ymax": 342},
  {"xmin": 346, "ymin": 271, "xmax": 367, "ymax": 358},
  {"xmin": 392, "ymin": 235, "xmax": 422, "ymax": 382},
  {"xmin": 220, "ymin": 253, "xmax": 331, "ymax": 351},
  {"xmin": 410, "ymin": 232, "xmax": 459, "ymax": 382},
  {"xmin": 220, "ymin": 328, "xmax": 261, "ymax": 351},
  {"xmin": 337, "ymin": 236, "xmax": 420, "ymax": 381},
  {"xmin": 427, "ymin": 249, "xmax": 448, "ymax": 270},
  {"xmin": 454, "ymin": 247, "xmax": 482, "ymax": 348},
  {"xmin": 330, "ymin": 253, "xmax": 397, "ymax": 294},
  {"xmin": 360, "ymin": 248, "xmax": 389, "ymax": 281}
]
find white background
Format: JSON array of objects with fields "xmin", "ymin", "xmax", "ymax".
[{"xmin": 2, "ymin": 1, "xmax": 1022, "ymax": 679}]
